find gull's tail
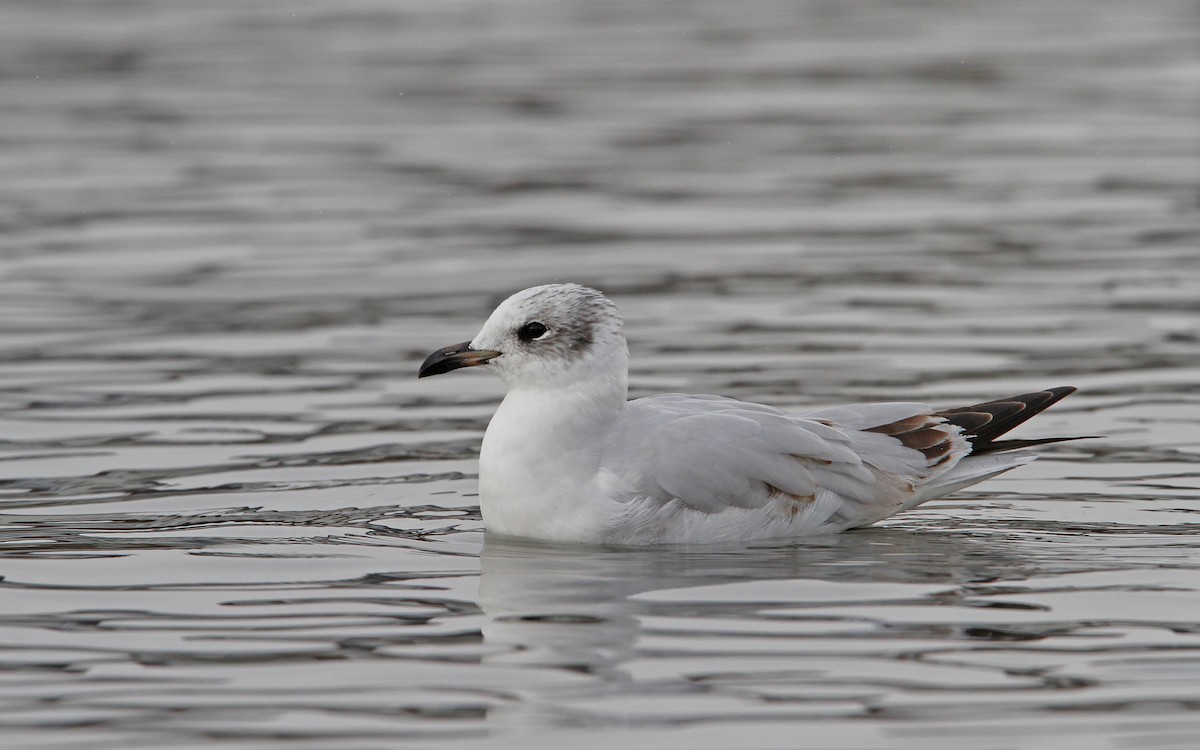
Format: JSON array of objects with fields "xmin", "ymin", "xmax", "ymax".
[{"xmin": 902, "ymin": 386, "xmax": 1088, "ymax": 510}]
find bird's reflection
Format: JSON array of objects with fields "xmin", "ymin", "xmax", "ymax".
[{"xmin": 478, "ymin": 527, "xmax": 1039, "ymax": 677}]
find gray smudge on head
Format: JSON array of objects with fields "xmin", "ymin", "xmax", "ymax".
[{"xmin": 510, "ymin": 283, "xmax": 621, "ymax": 359}]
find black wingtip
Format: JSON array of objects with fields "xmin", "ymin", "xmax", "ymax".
[{"xmin": 936, "ymin": 386, "xmax": 1085, "ymax": 454}]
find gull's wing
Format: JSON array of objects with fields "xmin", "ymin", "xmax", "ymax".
[{"xmin": 605, "ymin": 395, "xmax": 966, "ymax": 527}]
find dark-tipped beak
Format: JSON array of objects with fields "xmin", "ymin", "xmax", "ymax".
[{"xmin": 418, "ymin": 341, "xmax": 502, "ymax": 378}]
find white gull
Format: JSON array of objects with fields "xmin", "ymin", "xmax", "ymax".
[{"xmin": 419, "ymin": 283, "xmax": 1081, "ymax": 545}]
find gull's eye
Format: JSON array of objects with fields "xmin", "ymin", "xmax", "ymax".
[{"xmin": 517, "ymin": 321, "xmax": 549, "ymax": 341}]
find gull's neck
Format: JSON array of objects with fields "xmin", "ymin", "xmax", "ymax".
[
  {"xmin": 500, "ymin": 365, "xmax": 628, "ymax": 441},
  {"xmin": 484, "ymin": 350, "xmax": 628, "ymax": 471}
]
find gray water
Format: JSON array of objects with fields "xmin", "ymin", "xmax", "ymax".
[{"xmin": 2, "ymin": 1, "xmax": 1199, "ymax": 748}]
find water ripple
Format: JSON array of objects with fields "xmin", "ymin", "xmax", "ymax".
[{"xmin": 2, "ymin": 0, "xmax": 1198, "ymax": 747}]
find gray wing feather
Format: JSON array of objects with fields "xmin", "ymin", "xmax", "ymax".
[
  {"xmin": 642, "ymin": 413, "xmax": 816, "ymax": 512},
  {"xmin": 610, "ymin": 396, "xmax": 950, "ymax": 518},
  {"xmin": 797, "ymin": 402, "xmax": 931, "ymax": 430}
]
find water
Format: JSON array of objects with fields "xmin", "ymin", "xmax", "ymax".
[{"xmin": 1, "ymin": 0, "xmax": 1198, "ymax": 747}]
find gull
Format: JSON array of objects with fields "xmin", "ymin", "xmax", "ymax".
[{"xmin": 419, "ymin": 283, "xmax": 1083, "ymax": 545}]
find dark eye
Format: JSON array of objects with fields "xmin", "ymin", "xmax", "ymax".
[{"xmin": 517, "ymin": 321, "xmax": 549, "ymax": 341}]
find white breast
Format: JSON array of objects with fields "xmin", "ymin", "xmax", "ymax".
[{"xmin": 478, "ymin": 387, "xmax": 623, "ymax": 542}]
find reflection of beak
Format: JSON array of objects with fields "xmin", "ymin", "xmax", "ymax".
[{"xmin": 418, "ymin": 341, "xmax": 502, "ymax": 378}]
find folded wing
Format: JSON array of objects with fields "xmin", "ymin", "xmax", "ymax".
[{"xmin": 608, "ymin": 395, "xmax": 966, "ymax": 529}]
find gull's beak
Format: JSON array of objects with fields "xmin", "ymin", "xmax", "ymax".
[{"xmin": 418, "ymin": 341, "xmax": 502, "ymax": 378}]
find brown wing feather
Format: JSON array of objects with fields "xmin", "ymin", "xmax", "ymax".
[{"xmin": 864, "ymin": 414, "xmax": 958, "ymax": 461}]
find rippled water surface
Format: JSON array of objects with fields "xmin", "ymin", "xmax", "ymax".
[{"xmin": 2, "ymin": 1, "xmax": 1199, "ymax": 748}]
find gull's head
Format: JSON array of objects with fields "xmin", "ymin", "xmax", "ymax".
[{"xmin": 418, "ymin": 284, "xmax": 628, "ymax": 390}]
